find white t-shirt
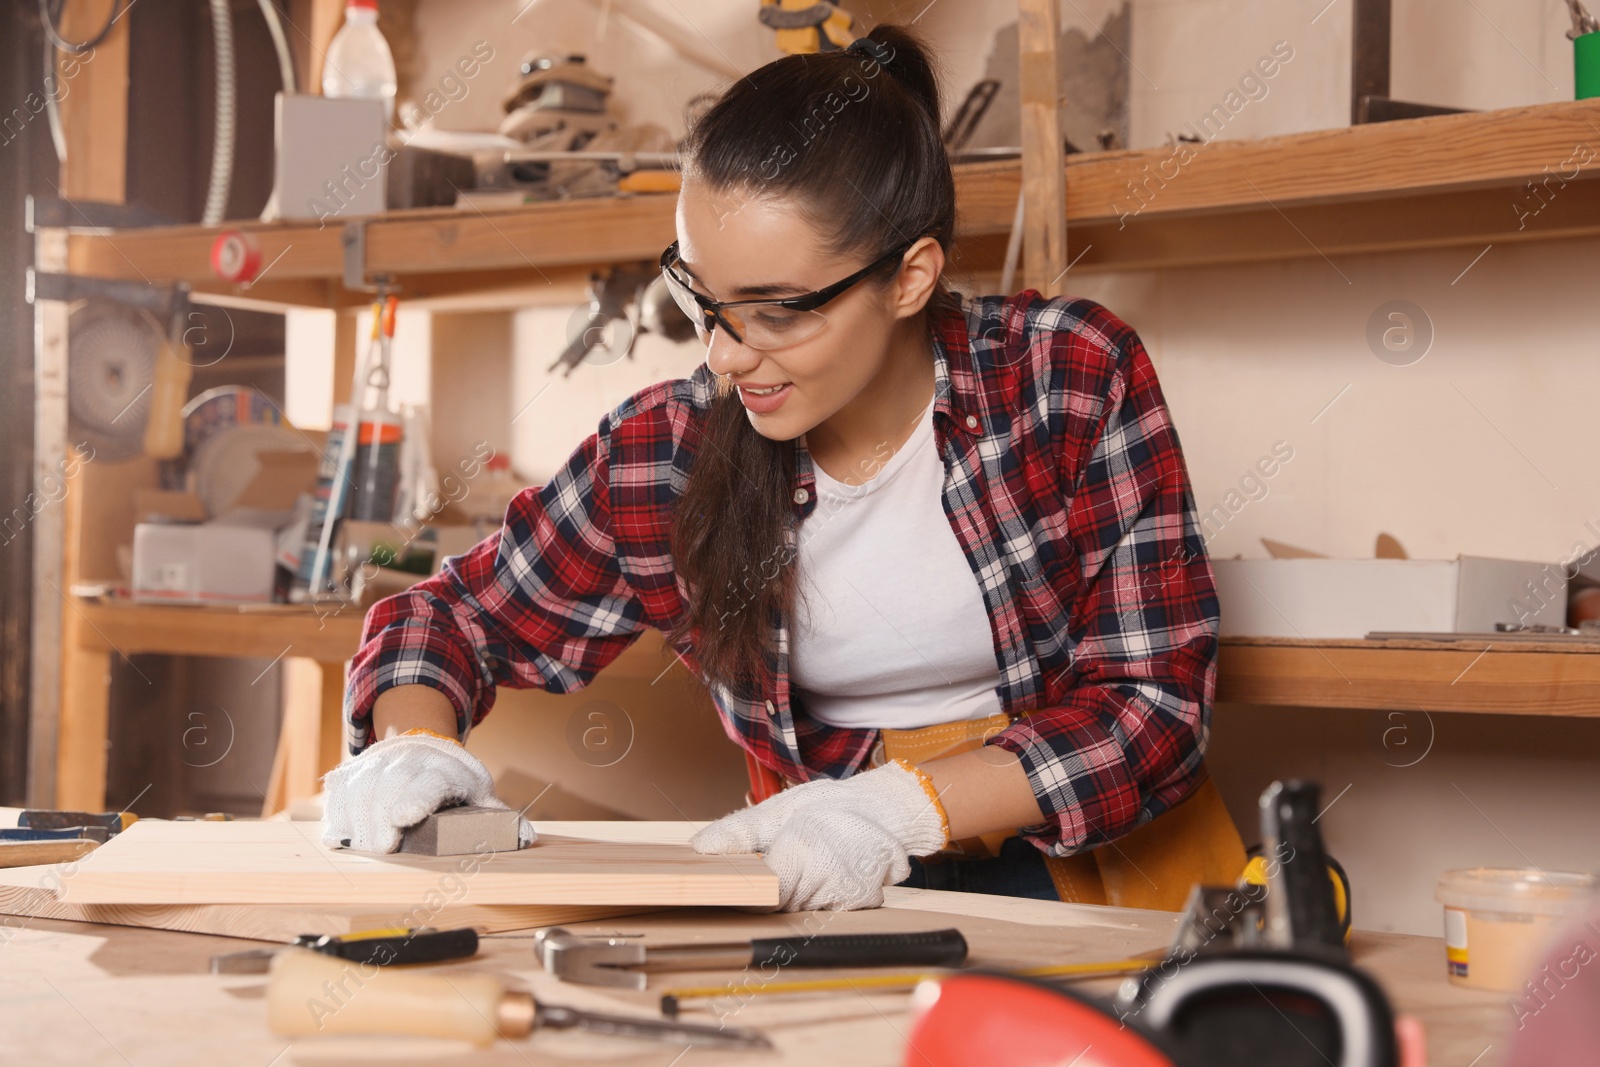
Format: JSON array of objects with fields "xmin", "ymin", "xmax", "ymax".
[{"xmin": 790, "ymin": 391, "xmax": 1005, "ymax": 730}]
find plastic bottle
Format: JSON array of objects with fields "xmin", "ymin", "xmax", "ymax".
[{"xmin": 321, "ymin": 0, "xmax": 397, "ymax": 123}]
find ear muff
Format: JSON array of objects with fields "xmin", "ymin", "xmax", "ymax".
[{"xmin": 904, "ymin": 972, "xmax": 1178, "ymax": 1067}]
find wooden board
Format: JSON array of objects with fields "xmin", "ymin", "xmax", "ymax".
[
  {"xmin": 0, "ymin": 883, "xmax": 644, "ymax": 943},
  {"xmin": 11, "ymin": 819, "xmax": 777, "ymax": 907}
]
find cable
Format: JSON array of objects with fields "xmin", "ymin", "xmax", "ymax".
[
  {"xmin": 202, "ymin": 0, "xmax": 236, "ymax": 225},
  {"xmin": 256, "ymin": 0, "xmax": 297, "ymax": 93},
  {"xmin": 37, "ymin": 0, "xmax": 125, "ymax": 54},
  {"xmin": 43, "ymin": 37, "xmax": 68, "ymax": 160}
]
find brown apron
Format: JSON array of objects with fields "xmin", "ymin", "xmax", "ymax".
[{"xmin": 760, "ymin": 711, "xmax": 1247, "ymax": 908}]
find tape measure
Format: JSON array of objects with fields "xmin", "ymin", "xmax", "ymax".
[
  {"xmin": 1240, "ymin": 849, "xmax": 1354, "ymax": 945},
  {"xmin": 210, "ymin": 230, "xmax": 262, "ymax": 284}
]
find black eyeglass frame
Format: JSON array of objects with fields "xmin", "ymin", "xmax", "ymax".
[{"xmin": 658, "ymin": 238, "xmax": 916, "ymax": 346}]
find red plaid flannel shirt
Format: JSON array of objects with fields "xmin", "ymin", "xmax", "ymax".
[{"xmin": 346, "ymin": 289, "xmax": 1221, "ymax": 857}]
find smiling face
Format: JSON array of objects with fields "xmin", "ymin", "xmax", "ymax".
[{"xmin": 674, "ymin": 178, "xmax": 940, "ymax": 445}]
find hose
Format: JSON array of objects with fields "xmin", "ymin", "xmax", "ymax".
[
  {"xmin": 256, "ymin": 0, "xmax": 297, "ymax": 93},
  {"xmin": 38, "ymin": 0, "xmax": 126, "ymax": 162},
  {"xmin": 37, "ymin": 0, "xmax": 124, "ymax": 54},
  {"xmin": 202, "ymin": 0, "xmax": 236, "ymax": 225}
]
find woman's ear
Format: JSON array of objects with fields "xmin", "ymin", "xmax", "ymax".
[{"xmin": 891, "ymin": 237, "xmax": 946, "ymax": 319}]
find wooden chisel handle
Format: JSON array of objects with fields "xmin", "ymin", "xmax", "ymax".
[
  {"xmin": 748, "ymin": 928, "xmax": 969, "ymax": 969},
  {"xmin": 267, "ymin": 948, "xmax": 511, "ymax": 1046}
]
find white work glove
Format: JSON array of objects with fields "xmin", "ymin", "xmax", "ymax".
[
  {"xmin": 320, "ymin": 732, "xmax": 537, "ymax": 853},
  {"xmin": 691, "ymin": 760, "xmax": 949, "ymax": 911}
]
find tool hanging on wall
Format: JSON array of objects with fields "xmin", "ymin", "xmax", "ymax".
[
  {"xmin": 547, "ymin": 266, "xmax": 695, "ymax": 377},
  {"xmin": 349, "ymin": 296, "xmax": 403, "ymax": 524},
  {"xmin": 28, "ymin": 266, "xmax": 197, "ymax": 461},
  {"xmin": 759, "ymin": 0, "xmax": 859, "ymax": 54},
  {"xmin": 305, "ymin": 295, "xmax": 396, "ymax": 600}
]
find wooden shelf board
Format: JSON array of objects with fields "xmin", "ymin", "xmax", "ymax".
[
  {"xmin": 1217, "ymin": 636, "xmax": 1600, "ymax": 716},
  {"xmin": 55, "ymin": 99, "xmax": 1600, "ymax": 307},
  {"xmin": 68, "ymin": 598, "xmax": 681, "ymax": 682}
]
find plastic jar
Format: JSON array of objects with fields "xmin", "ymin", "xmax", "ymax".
[{"xmin": 1436, "ymin": 868, "xmax": 1598, "ymax": 992}]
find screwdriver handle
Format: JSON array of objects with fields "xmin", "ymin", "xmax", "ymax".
[
  {"xmin": 748, "ymin": 928, "xmax": 969, "ymax": 970},
  {"xmin": 267, "ymin": 948, "xmax": 507, "ymax": 1046}
]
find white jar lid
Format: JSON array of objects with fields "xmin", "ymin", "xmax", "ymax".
[{"xmin": 1436, "ymin": 867, "xmax": 1598, "ymax": 917}]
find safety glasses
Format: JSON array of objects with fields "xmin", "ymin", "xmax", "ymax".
[{"xmin": 658, "ymin": 238, "xmax": 913, "ymax": 351}]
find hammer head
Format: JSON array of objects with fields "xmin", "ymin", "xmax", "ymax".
[{"xmin": 535, "ymin": 926, "xmax": 649, "ymax": 990}]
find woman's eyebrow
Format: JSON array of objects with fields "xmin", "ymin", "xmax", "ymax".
[
  {"xmin": 733, "ymin": 281, "xmax": 810, "ymax": 298},
  {"xmin": 678, "ymin": 256, "xmax": 809, "ymax": 299}
]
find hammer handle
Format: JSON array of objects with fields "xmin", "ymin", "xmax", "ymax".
[{"xmin": 748, "ymin": 928, "xmax": 968, "ymax": 970}]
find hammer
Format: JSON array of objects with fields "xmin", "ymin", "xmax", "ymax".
[{"xmin": 535, "ymin": 926, "xmax": 969, "ymax": 990}]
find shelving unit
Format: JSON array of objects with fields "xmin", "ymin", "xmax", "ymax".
[
  {"xmin": 54, "ymin": 98, "xmax": 1600, "ymax": 311},
  {"xmin": 59, "ymin": 598, "xmax": 683, "ymax": 814},
  {"xmin": 33, "ymin": 65, "xmax": 1600, "ymax": 809}
]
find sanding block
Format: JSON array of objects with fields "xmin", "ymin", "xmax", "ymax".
[{"xmin": 398, "ymin": 805, "xmax": 523, "ymax": 856}]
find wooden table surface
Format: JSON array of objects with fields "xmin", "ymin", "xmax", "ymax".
[{"xmin": 0, "ymin": 820, "xmax": 1510, "ymax": 1065}]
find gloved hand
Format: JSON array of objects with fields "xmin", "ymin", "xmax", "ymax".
[
  {"xmin": 320, "ymin": 731, "xmax": 537, "ymax": 853},
  {"xmin": 691, "ymin": 760, "xmax": 949, "ymax": 911}
]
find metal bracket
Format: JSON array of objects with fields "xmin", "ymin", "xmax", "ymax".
[
  {"xmin": 26, "ymin": 270, "xmax": 191, "ymax": 340},
  {"xmin": 25, "ymin": 195, "xmax": 176, "ymax": 233},
  {"xmin": 341, "ymin": 220, "xmax": 396, "ymax": 293}
]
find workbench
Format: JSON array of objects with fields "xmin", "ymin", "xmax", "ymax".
[{"xmin": 0, "ymin": 823, "xmax": 1510, "ymax": 1066}]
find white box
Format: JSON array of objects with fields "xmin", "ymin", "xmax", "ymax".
[
  {"xmin": 270, "ymin": 93, "xmax": 388, "ymax": 223},
  {"xmin": 133, "ymin": 523, "xmax": 277, "ymax": 605},
  {"xmin": 1211, "ymin": 556, "xmax": 1565, "ymax": 638}
]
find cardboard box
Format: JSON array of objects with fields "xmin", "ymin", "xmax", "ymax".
[
  {"xmin": 1211, "ymin": 556, "xmax": 1566, "ymax": 638},
  {"xmin": 132, "ymin": 523, "xmax": 278, "ymax": 604}
]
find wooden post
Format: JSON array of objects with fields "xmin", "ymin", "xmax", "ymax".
[
  {"xmin": 1018, "ymin": 0, "xmax": 1068, "ymax": 297},
  {"xmin": 291, "ymin": 0, "xmax": 349, "ymax": 96},
  {"xmin": 30, "ymin": 0, "xmax": 130, "ymax": 807}
]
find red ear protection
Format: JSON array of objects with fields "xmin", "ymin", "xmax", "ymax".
[{"xmin": 903, "ymin": 973, "xmax": 1178, "ymax": 1067}]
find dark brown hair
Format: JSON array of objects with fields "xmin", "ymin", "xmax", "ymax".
[{"xmin": 665, "ymin": 24, "xmax": 959, "ymax": 701}]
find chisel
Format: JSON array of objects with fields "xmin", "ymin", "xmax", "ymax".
[{"xmin": 266, "ymin": 948, "xmax": 771, "ymax": 1050}]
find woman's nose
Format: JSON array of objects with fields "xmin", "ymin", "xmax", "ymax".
[{"xmin": 703, "ymin": 325, "xmax": 758, "ymax": 378}]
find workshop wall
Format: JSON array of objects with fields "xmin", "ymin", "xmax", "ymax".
[{"xmin": 289, "ymin": 0, "xmax": 1596, "ymax": 926}]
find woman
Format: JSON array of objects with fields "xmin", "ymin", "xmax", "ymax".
[{"xmin": 323, "ymin": 24, "xmax": 1220, "ymax": 913}]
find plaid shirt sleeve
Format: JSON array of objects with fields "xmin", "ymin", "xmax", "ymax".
[
  {"xmin": 985, "ymin": 307, "xmax": 1219, "ymax": 857},
  {"xmin": 344, "ymin": 419, "xmax": 649, "ymax": 753}
]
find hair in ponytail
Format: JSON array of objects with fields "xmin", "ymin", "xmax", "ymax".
[{"xmin": 665, "ymin": 25, "xmax": 959, "ymax": 701}]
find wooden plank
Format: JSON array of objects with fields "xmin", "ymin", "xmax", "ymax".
[
  {"xmin": 1223, "ymin": 634, "xmax": 1600, "ymax": 655},
  {"xmin": 1069, "ymin": 97, "xmax": 1600, "ymax": 226},
  {"xmin": 0, "ymin": 884, "xmax": 644, "ymax": 942},
  {"xmin": 35, "ymin": 819, "xmax": 777, "ymax": 906},
  {"xmin": 26, "ymin": 235, "xmax": 71, "ymax": 808},
  {"xmin": 55, "ymin": 644, "xmax": 111, "ymax": 812},
  {"xmin": 0, "ymin": 886, "xmax": 1510, "ymax": 1066},
  {"xmin": 1217, "ymin": 642, "xmax": 1600, "ymax": 715},
  {"xmin": 71, "ymin": 601, "xmax": 366, "ymax": 661},
  {"xmin": 263, "ymin": 659, "xmax": 344, "ymax": 818},
  {"xmin": 58, "ymin": 99, "xmax": 1600, "ymax": 302},
  {"xmin": 31, "ymin": 1, "xmax": 130, "ymax": 808},
  {"xmin": 1018, "ymin": 0, "xmax": 1067, "ymax": 294}
]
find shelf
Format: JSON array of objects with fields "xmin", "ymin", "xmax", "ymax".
[
  {"xmin": 68, "ymin": 598, "xmax": 682, "ymax": 682},
  {"xmin": 69, "ymin": 600, "xmax": 368, "ymax": 662},
  {"xmin": 54, "ymin": 99, "xmax": 1600, "ymax": 310},
  {"xmin": 1217, "ymin": 635, "xmax": 1600, "ymax": 716}
]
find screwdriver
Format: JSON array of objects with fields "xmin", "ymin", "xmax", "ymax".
[{"xmin": 267, "ymin": 948, "xmax": 772, "ymax": 1050}]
